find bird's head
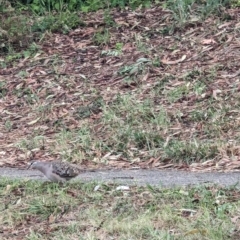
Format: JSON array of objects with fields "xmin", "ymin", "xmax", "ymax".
[{"xmin": 27, "ymin": 160, "xmax": 41, "ymax": 170}]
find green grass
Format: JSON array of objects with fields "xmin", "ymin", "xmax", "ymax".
[
  {"xmin": 1, "ymin": 178, "xmax": 240, "ymax": 239},
  {"xmin": 0, "ymin": 10, "xmax": 82, "ymax": 57}
]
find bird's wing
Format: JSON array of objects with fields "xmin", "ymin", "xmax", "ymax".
[{"xmin": 52, "ymin": 161, "xmax": 80, "ymax": 178}]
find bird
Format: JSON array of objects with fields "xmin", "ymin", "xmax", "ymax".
[{"xmin": 27, "ymin": 160, "xmax": 83, "ymax": 183}]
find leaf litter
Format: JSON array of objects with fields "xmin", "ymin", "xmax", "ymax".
[{"xmin": 0, "ymin": 6, "xmax": 240, "ymax": 172}]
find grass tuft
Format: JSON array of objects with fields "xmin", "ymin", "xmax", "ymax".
[{"xmin": 0, "ymin": 178, "xmax": 239, "ymax": 239}]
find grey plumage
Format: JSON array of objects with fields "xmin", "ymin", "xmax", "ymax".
[{"xmin": 27, "ymin": 160, "xmax": 82, "ymax": 182}]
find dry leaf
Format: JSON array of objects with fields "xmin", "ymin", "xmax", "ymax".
[
  {"xmin": 201, "ymin": 38, "xmax": 217, "ymax": 45},
  {"xmin": 161, "ymin": 55, "xmax": 186, "ymax": 65},
  {"xmin": 212, "ymin": 89, "xmax": 222, "ymax": 100},
  {"xmin": 27, "ymin": 117, "xmax": 41, "ymax": 125}
]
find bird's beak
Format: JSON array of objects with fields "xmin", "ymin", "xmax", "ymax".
[{"xmin": 27, "ymin": 162, "xmax": 32, "ymax": 170}]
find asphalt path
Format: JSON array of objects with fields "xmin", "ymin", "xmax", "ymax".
[{"xmin": 1, "ymin": 167, "xmax": 240, "ymax": 187}]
